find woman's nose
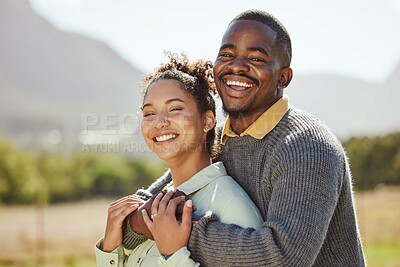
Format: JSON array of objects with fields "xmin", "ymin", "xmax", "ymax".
[{"xmin": 154, "ymin": 112, "xmax": 170, "ymax": 129}]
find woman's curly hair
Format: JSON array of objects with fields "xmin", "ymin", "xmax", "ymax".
[{"xmin": 140, "ymin": 52, "xmax": 220, "ymax": 158}]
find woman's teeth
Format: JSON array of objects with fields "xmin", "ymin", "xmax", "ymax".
[{"xmin": 155, "ymin": 134, "xmax": 178, "ymax": 142}]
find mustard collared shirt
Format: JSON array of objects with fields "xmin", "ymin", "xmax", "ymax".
[{"xmin": 221, "ymin": 95, "xmax": 289, "ymax": 144}]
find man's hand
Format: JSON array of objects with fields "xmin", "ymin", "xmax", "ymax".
[
  {"xmin": 129, "ymin": 190, "xmax": 189, "ymax": 239},
  {"xmin": 103, "ymin": 195, "xmax": 143, "ymax": 252},
  {"xmin": 142, "ymin": 191, "xmax": 193, "ymax": 256}
]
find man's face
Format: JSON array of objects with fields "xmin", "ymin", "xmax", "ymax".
[{"xmin": 214, "ymin": 20, "xmax": 282, "ymax": 119}]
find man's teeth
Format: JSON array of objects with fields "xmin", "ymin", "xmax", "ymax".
[
  {"xmin": 226, "ymin": 80, "xmax": 253, "ymax": 88},
  {"xmin": 155, "ymin": 134, "xmax": 177, "ymax": 142}
]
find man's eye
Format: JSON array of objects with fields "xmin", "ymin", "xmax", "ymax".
[
  {"xmin": 170, "ymin": 107, "xmax": 183, "ymax": 112},
  {"xmin": 219, "ymin": 53, "xmax": 232, "ymax": 58},
  {"xmin": 250, "ymin": 58, "xmax": 265, "ymax": 62}
]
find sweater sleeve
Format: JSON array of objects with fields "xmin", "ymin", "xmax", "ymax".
[
  {"xmin": 136, "ymin": 170, "xmax": 172, "ymax": 200},
  {"xmin": 122, "ymin": 171, "xmax": 172, "ymax": 250},
  {"xmin": 187, "ymin": 136, "xmax": 345, "ymax": 266}
]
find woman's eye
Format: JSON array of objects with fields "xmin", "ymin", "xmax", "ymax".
[
  {"xmin": 143, "ymin": 112, "xmax": 155, "ymax": 118},
  {"xmin": 170, "ymin": 107, "xmax": 183, "ymax": 112}
]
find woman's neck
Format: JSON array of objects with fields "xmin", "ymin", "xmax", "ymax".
[{"xmin": 167, "ymin": 151, "xmax": 211, "ymax": 188}]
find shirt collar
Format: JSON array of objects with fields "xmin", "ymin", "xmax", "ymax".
[
  {"xmin": 164, "ymin": 162, "xmax": 227, "ymax": 196},
  {"xmin": 221, "ymin": 95, "xmax": 289, "ymax": 144}
]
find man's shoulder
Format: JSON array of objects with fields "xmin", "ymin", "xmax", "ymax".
[
  {"xmin": 282, "ymin": 107, "xmax": 325, "ymax": 127},
  {"xmin": 272, "ymin": 107, "xmax": 345, "ymax": 155},
  {"xmin": 279, "ymin": 107, "xmax": 337, "ymax": 139}
]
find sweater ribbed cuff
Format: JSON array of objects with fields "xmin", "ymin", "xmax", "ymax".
[{"xmin": 122, "ymin": 213, "xmax": 148, "ymax": 250}]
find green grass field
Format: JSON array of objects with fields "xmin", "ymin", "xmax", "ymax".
[
  {"xmin": 356, "ymin": 186, "xmax": 400, "ymax": 267},
  {"xmin": 1, "ymin": 187, "xmax": 399, "ymax": 267}
]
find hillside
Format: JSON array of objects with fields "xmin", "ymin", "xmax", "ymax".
[
  {"xmin": 288, "ymin": 67, "xmax": 400, "ymax": 138},
  {"xmin": 0, "ymin": 0, "xmax": 145, "ymax": 153}
]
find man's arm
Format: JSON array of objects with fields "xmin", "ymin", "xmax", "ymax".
[
  {"xmin": 122, "ymin": 171, "xmax": 172, "ymax": 249},
  {"xmin": 187, "ymin": 138, "xmax": 345, "ymax": 266},
  {"xmin": 135, "ymin": 170, "xmax": 173, "ymax": 200}
]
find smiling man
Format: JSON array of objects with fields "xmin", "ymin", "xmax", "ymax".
[
  {"xmin": 122, "ymin": 10, "xmax": 366, "ymax": 267},
  {"xmin": 214, "ymin": 19, "xmax": 291, "ymax": 126}
]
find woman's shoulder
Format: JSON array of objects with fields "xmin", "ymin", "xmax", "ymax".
[
  {"xmin": 209, "ymin": 162, "xmax": 260, "ymax": 206},
  {"xmin": 208, "ymin": 163, "xmax": 263, "ymax": 228}
]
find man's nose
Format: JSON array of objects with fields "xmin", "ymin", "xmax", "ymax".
[{"xmin": 228, "ymin": 57, "xmax": 249, "ymax": 74}]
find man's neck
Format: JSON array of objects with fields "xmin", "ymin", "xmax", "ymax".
[
  {"xmin": 229, "ymin": 113, "xmax": 262, "ymax": 135},
  {"xmin": 229, "ymin": 95, "xmax": 283, "ymax": 135}
]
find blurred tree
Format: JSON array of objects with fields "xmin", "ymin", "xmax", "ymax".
[
  {"xmin": 4, "ymin": 131, "xmax": 399, "ymax": 203},
  {"xmin": 89, "ymin": 154, "xmax": 136, "ymax": 197},
  {"xmin": 0, "ymin": 138, "xmax": 167, "ymax": 204},
  {"xmin": 0, "ymin": 140, "xmax": 44, "ymax": 204},
  {"xmin": 36, "ymin": 151, "xmax": 78, "ymax": 202},
  {"xmin": 127, "ymin": 159, "xmax": 167, "ymax": 191},
  {"xmin": 344, "ymin": 132, "xmax": 400, "ymax": 190}
]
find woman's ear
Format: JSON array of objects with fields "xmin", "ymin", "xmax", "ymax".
[
  {"xmin": 203, "ymin": 110, "xmax": 216, "ymax": 132},
  {"xmin": 277, "ymin": 67, "xmax": 293, "ymax": 90}
]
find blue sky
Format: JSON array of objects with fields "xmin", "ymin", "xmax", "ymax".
[{"xmin": 30, "ymin": 0, "xmax": 400, "ymax": 83}]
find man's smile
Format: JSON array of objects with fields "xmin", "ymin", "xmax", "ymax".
[{"xmin": 225, "ymin": 80, "xmax": 254, "ymax": 89}]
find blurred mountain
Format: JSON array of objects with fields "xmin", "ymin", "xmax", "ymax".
[
  {"xmin": 0, "ymin": 0, "xmax": 147, "ymax": 154},
  {"xmin": 288, "ymin": 65, "xmax": 400, "ymax": 139},
  {"xmin": 386, "ymin": 63, "xmax": 400, "ymax": 87}
]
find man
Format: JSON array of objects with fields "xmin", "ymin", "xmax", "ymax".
[{"xmin": 123, "ymin": 9, "xmax": 366, "ymax": 266}]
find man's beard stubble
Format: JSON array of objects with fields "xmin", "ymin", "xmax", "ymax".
[{"xmin": 222, "ymin": 102, "xmax": 251, "ymax": 120}]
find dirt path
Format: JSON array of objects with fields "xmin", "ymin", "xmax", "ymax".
[{"xmin": 0, "ymin": 199, "xmax": 110, "ymax": 262}]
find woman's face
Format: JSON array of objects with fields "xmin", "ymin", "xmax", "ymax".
[{"xmin": 141, "ymin": 79, "xmax": 207, "ymax": 162}]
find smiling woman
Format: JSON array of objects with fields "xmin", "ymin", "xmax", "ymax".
[
  {"xmin": 139, "ymin": 52, "xmax": 218, "ymax": 163},
  {"xmin": 141, "ymin": 79, "xmax": 207, "ymax": 165}
]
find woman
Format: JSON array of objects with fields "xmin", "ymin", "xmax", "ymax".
[{"xmin": 95, "ymin": 53, "xmax": 262, "ymax": 266}]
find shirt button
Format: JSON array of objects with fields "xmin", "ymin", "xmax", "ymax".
[{"xmin": 109, "ymin": 259, "xmax": 115, "ymax": 265}]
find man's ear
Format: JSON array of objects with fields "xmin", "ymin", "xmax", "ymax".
[
  {"xmin": 277, "ymin": 67, "xmax": 293, "ymax": 90},
  {"xmin": 203, "ymin": 110, "xmax": 216, "ymax": 132}
]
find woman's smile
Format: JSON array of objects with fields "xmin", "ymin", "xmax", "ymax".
[{"xmin": 153, "ymin": 133, "xmax": 179, "ymax": 143}]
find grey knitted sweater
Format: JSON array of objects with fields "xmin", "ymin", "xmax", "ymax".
[{"xmin": 123, "ymin": 107, "xmax": 366, "ymax": 267}]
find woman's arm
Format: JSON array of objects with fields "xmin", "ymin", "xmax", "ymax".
[
  {"xmin": 95, "ymin": 196, "xmax": 142, "ymax": 267},
  {"xmin": 103, "ymin": 196, "xmax": 142, "ymax": 252},
  {"xmin": 94, "ymin": 238, "xmax": 125, "ymax": 267},
  {"xmin": 142, "ymin": 192, "xmax": 200, "ymax": 267}
]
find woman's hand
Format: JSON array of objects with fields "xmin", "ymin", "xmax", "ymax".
[
  {"xmin": 103, "ymin": 195, "xmax": 143, "ymax": 252},
  {"xmin": 142, "ymin": 191, "xmax": 193, "ymax": 256}
]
